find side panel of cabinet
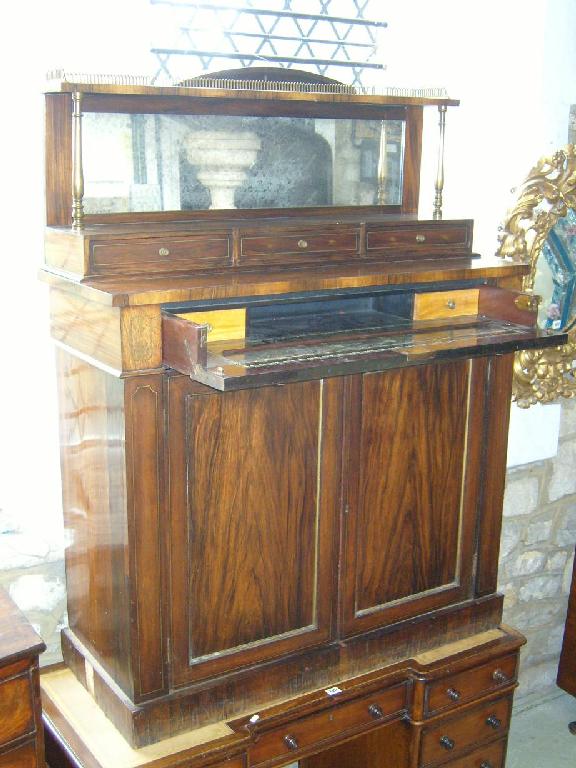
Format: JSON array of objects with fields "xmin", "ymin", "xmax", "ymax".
[
  {"xmin": 57, "ymin": 352, "xmax": 168, "ymax": 703},
  {"xmin": 56, "ymin": 349, "xmax": 133, "ymax": 697},
  {"xmin": 168, "ymin": 376, "xmax": 341, "ymax": 685},
  {"xmin": 340, "ymin": 359, "xmax": 486, "ymax": 636}
]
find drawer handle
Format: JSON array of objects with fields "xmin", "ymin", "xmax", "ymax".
[
  {"xmin": 446, "ymin": 299, "xmax": 457, "ymax": 310},
  {"xmin": 486, "ymin": 715, "xmax": 502, "ymax": 730},
  {"xmin": 297, "ymin": 239, "xmax": 308, "ymax": 249},
  {"xmin": 158, "ymin": 247, "xmax": 170, "ymax": 256},
  {"xmin": 368, "ymin": 703, "xmax": 384, "ymax": 719},
  {"xmin": 480, "ymin": 763, "xmax": 493, "ymax": 768},
  {"xmin": 415, "ymin": 234, "xmax": 426, "ymax": 243},
  {"xmin": 284, "ymin": 735, "xmax": 299, "ymax": 751},
  {"xmin": 439, "ymin": 735, "xmax": 455, "ymax": 751},
  {"xmin": 446, "ymin": 687, "xmax": 461, "ymax": 701},
  {"xmin": 492, "ymin": 669, "xmax": 508, "ymax": 684}
]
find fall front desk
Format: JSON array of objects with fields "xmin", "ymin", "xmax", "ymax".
[{"xmin": 39, "ymin": 68, "xmax": 564, "ymax": 768}]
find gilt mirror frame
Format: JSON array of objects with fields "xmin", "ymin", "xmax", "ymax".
[{"xmin": 497, "ymin": 145, "xmax": 576, "ymax": 407}]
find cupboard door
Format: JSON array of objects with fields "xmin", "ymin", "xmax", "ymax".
[
  {"xmin": 168, "ymin": 376, "xmax": 341, "ymax": 685},
  {"xmin": 340, "ymin": 359, "xmax": 483, "ymax": 636}
]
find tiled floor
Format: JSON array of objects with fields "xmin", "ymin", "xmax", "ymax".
[{"xmin": 507, "ymin": 690, "xmax": 576, "ymax": 767}]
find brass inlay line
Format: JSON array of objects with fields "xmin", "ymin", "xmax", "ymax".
[
  {"xmin": 312, "ymin": 379, "xmax": 324, "ymax": 626},
  {"xmin": 454, "ymin": 359, "xmax": 474, "ymax": 584}
]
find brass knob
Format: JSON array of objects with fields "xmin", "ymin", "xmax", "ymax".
[
  {"xmin": 492, "ymin": 669, "xmax": 508, "ymax": 684},
  {"xmin": 514, "ymin": 293, "xmax": 540, "ymax": 311},
  {"xmin": 297, "ymin": 239, "xmax": 308, "ymax": 249},
  {"xmin": 480, "ymin": 763, "xmax": 493, "ymax": 768},
  {"xmin": 415, "ymin": 234, "xmax": 426, "ymax": 243},
  {"xmin": 158, "ymin": 247, "xmax": 170, "ymax": 256},
  {"xmin": 368, "ymin": 703, "xmax": 384, "ymax": 719},
  {"xmin": 446, "ymin": 299, "xmax": 456, "ymax": 310},
  {"xmin": 446, "ymin": 688, "xmax": 461, "ymax": 701},
  {"xmin": 486, "ymin": 715, "xmax": 501, "ymax": 730},
  {"xmin": 284, "ymin": 735, "xmax": 299, "ymax": 751},
  {"xmin": 439, "ymin": 735, "xmax": 455, "ymax": 751}
]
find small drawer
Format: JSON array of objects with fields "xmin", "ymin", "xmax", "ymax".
[
  {"xmin": 413, "ymin": 289, "xmax": 479, "ymax": 321},
  {"xmin": 366, "ymin": 223, "xmax": 471, "ymax": 253},
  {"xmin": 425, "ymin": 654, "xmax": 517, "ymax": 716},
  {"xmin": 90, "ymin": 235, "xmax": 231, "ymax": 275},
  {"xmin": 162, "ymin": 312, "xmax": 208, "ymax": 375},
  {"xmin": 249, "ymin": 684, "xmax": 406, "ymax": 766},
  {"xmin": 420, "ymin": 697, "xmax": 511, "ymax": 767},
  {"xmin": 0, "ymin": 741, "xmax": 37, "ymax": 768},
  {"xmin": 0, "ymin": 675, "xmax": 34, "ymax": 745},
  {"xmin": 427, "ymin": 738, "xmax": 506, "ymax": 768},
  {"xmin": 239, "ymin": 230, "xmax": 358, "ymax": 267}
]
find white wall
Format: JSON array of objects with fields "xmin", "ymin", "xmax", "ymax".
[
  {"xmin": 382, "ymin": 2, "xmax": 576, "ymax": 249},
  {"xmin": 0, "ymin": 0, "xmax": 156, "ymax": 549}
]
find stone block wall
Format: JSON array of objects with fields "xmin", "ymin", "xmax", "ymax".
[
  {"xmin": 500, "ymin": 398, "xmax": 576, "ymax": 698},
  {"xmin": 0, "ymin": 510, "xmax": 67, "ymax": 666}
]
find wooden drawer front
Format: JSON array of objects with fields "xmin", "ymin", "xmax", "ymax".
[
  {"xmin": 367, "ymin": 224, "xmax": 470, "ymax": 253},
  {"xmin": 91, "ymin": 236, "xmax": 231, "ymax": 274},
  {"xmin": 240, "ymin": 231, "xmax": 358, "ymax": 266},
  {"xmin": 420, "ymin": 697, "xmax": 511, "ymax": 767},
  {"xmin": 0, "ymin": 741, "xmax": 37, "ymax": 768},
  {"xmin": 249, "ymin": 684, "xmax": 406, "ymax": 766},
  {"xmin": 0, "ymin": 675, "xmax": 34, "ymax": 745},
  {"xmin": 432, "ymin": 738, "xmax": 506, "ymax": 768},
  {"xmin": 413, "ymin": 290, "xmax": 479, "ymax": 321},
  {"xmin": 426, "ymin": 654, "xmax": 517, "ymax": 716}
]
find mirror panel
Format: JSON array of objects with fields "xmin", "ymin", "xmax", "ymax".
[
  {"xmin": 83, "ymin": 113, "xmax": 405, "ymax": 213},
  {"xmin": 534, "ymin": 208, "xmax": 576, "ymax": 331}
]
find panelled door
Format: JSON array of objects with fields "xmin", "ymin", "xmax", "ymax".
[
  {"xmin": 339, "ymin": 358, "xmax": 486, "ymax": 636},
  {"xmin": 167, "ymin": 375, "xmax": 342, "ymax": 686}
]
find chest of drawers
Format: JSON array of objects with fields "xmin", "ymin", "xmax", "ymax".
[{"xmin": 0, "ymin": 589, "xmax": 45, "ymax": 768}]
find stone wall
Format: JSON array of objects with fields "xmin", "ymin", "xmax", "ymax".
[
  {"xmin": 500, "ymin": 398, "xmax": 576, "ymax": 698},
  {"xmin": 0, "ymin": 510, "xmax": 67, "ymax": 666}
]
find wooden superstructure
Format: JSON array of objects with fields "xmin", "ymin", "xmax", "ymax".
[{"xmin": 41, "ymin": 68, "xmax": 564, "ymax": 768}]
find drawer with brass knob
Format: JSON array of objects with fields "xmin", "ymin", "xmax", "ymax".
[
  {"xmin": 428, "ymin": 738, "xmax": 507, "ymax": 768},
  {"xmin": 413, "ymin": 289, "xmax": 479, "ymax": 321},
  {"xmin": 419, "ymin": 696, "xmax": 511, "ymax": 766},
  {"xmin": 239, "ymin": 228, "xmax": 358, "ymax": 267},
  {"xmin": 366, "ymin": 221, "xmax": 472, "ymax": 257},
  {"xmin": 424, "ymin": 653, "xmax": 517, "ymax": 716},
  {"xmin": 90, "ymin": 234, "xmax": 232, "ymax": 275},
  {"xmin": 248, "ymin": 683, "xmax": 407, "ymax": 766}
]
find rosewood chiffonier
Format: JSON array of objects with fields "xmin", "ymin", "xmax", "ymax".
[{"xmin": 39, "ymin": 67, "xmax": 564, "ymax": 768}]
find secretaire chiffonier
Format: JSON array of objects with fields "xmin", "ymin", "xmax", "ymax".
[{"xmin": 39, "ymin": 67, "xmax": 564, "ymax": 768}]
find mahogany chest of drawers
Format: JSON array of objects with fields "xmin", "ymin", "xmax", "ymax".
[{"xmin": 0, "ymin": 588, "xmax": 45, "ymax": 768}]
